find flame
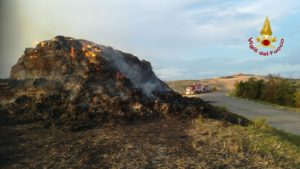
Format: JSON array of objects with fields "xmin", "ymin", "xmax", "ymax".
[
  {"xmin": 84, "ymin": 51, "xmax": 97, "ymax": 57},
  {"xmin": 83, "ymin": 50, "xmax": 97, "ymax": 63},
  {"xmin": 116, "ymin": 72, "xmax": 124, "ymax": 81},
  {"xmin": 81, "ymin": 45, "xmax": 93, "ymax": 52},
  {"xmin": 32, "ymin": 40, "xmax": 46, "ymax": 48},
  {"xmin": 29, "ymin": 55, "xmax": 38, "ymax": 59},
  {"xmin": 92, "ymin": 96, "xmax": 97, "ymax": 103},
  {"xmin": 80, "ymin": 43, "xmax": 102, "ymax": 63},
  {"xmin": 94, "ymin": 47, "xmax": 101, "ymax": 52},
  {"xmin": 70, "ymin": 47, "xmax": 75, "ymax": 58}
]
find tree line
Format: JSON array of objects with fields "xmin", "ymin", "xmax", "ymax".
[{"xmin": 234, "ymin": 75, "xmax": 300, "ymax": 108}]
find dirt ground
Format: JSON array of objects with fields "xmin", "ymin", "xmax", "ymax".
[{"xmin": 0, "ymin": 118, "xmax": 286, "ymax": 169}]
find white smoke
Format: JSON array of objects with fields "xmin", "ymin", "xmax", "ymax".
[{"xmin": 96, "ymin": 44, "xmax": 170, "ymax": 97}]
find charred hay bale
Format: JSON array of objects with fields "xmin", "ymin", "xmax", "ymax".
[
  {"xmin": 180, "ymin": 106, "xmax": 198, "ymax": 118},
  {"xmin": 4, "ymin": 36, "xmax": 250, "ymax": 130},
  {"xmin": 155, "ymin": 102, "xmax": 170, "ymax": 118}
]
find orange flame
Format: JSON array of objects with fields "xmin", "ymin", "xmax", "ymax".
[
  {"xmin": 94, "ymin": 47, "xmax": 101, "ymax": 52},
  {"xmin": 116, "ymin": 72, "xmax": 124, "ymax": 81},
  {"xmin": 81, "ymin": 43, "xmax": 101, "ymax": 63},
  {"xmin": 70, "ymin": 47, "xmax": 75, "ymax": 58},
  {"xmin": 84, "ymin": 51, "xmax": 97, "ymax": 57},
  {"xmin": 92, "ymin": 96, "xmax": 97, "ymax": 103}
]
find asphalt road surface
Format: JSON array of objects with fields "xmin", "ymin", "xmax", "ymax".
[{"xmin": 198, "ymin": 91, "xmax": 300, "ymax": 135}]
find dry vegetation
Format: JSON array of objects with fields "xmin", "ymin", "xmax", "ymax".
[{"xmin": 1, "ymin": 116, "xmax": 299, "ymax": 169}]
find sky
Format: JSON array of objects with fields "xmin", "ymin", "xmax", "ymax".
[{"xmin": 0, "ymin": 0, "xmax": 300, "ymax": 80}]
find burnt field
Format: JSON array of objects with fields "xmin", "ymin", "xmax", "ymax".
[{"xmin": 2, "ymin": 117, "xmax": 299, "ymax": 169}]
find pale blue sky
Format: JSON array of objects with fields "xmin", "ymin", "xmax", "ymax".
[{"xmin": 1, "ymin": 0, "xmax": 300, "ymax": 80}]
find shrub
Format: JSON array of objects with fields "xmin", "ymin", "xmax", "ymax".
[
  {"xmin": 295, "ymin": 92, "xmax": 300, "ymax": 108},
  {"xmin": 234, "ymin": 75, "xmax": 297, "ymax": 108}
]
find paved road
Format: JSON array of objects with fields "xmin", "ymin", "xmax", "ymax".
[{"xmin": 197, "ymin": 92, "xmax": 300, "ymax": 135}]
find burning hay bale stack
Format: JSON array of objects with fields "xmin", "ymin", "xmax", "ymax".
[{"xmin": 0, "ymin": 36, "xmax": 247, "ymax": 129}]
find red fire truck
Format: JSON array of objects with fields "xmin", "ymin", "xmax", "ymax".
[{"xmin": 185, "ymin": 83, "xmax": 210, "ymax": 95}]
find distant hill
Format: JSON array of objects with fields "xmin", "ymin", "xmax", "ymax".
[{"xmin": 166, "ymin": 73, "xmax": 267, "ymax": 94}]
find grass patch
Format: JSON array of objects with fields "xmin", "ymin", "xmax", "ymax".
[
  {"xmin": 212, "ymin": 104, "xmax": 300, "ymax": 166},
  {"xmin": 227, "ymin": 90, "xmax": 235, "ymax": 97},
  {"xmin": 243, "ymin": 119, "xmax": 300, "ymax": 167},
  {"xmin": 190, "ymin": 117, "xmax": 300, "ymax": 168}
]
